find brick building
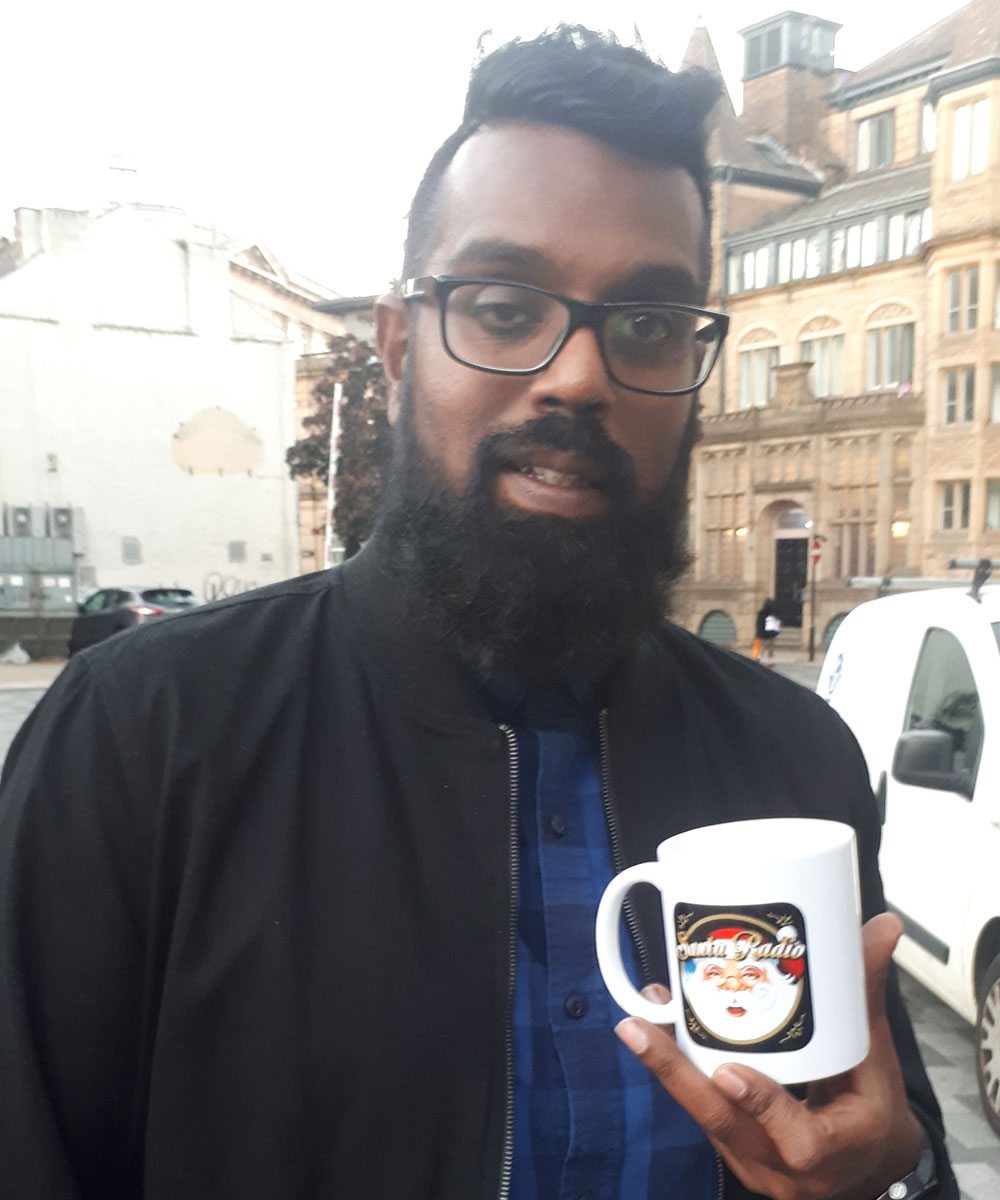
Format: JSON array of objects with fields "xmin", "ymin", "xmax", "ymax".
[{"xmin": 676, "ymin": 1, "xmax": 1000, "ymax": 653}]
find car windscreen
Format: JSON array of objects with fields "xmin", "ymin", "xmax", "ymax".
[{"xmin": 141, "ymin": 589, "xmax": 197, "ymax": 608}]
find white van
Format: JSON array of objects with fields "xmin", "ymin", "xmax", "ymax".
[{"xmin": 817, "ymin": 582, "xmax": 1000, "ymax": 1136}]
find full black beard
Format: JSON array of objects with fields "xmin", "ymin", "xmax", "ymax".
[{"xmin": 375, "ymin": 376, "xmax": 694, "ymax": 688}]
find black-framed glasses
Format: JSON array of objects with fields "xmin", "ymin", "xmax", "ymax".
[{"xmin": 401, "ymin": 275, "xmax": 729, "ymax": 397}]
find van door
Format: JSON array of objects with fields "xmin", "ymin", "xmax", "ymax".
[{"xmin": 878, "ymin": 626, "xmax": 986, "ymax": 1001}]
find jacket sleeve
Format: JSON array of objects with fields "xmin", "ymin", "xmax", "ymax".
[{"xmin": 0, "ymin": 658, "xmax": 151, "ymax": 1198}]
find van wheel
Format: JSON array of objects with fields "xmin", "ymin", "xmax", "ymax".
[{"xmin": 978, "ymin": 953, "xmax": 1000, "ymax": 1136}]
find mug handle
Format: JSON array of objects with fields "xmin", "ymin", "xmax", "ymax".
[{"xmin": 595, "ymin": 862, "xmax": 680, "ymax": 1026}]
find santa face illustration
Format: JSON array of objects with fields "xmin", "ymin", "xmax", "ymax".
[{"xmin": 680, "ymin": 926, "xmax": 804, "ymax": 1045}]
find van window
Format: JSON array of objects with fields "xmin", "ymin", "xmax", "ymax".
[{"xmin": 904, "ymin": 628, "xmax": 983, "ymax": 785}]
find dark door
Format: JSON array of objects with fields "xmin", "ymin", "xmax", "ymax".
[{"xmin": 774, "ymin": 538, "xmax": 807, "ymax": 628}]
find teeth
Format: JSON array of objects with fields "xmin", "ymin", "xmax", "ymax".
[{"xmin": 520, "ymin": 466, "xmax": 589, "ymax": 488}]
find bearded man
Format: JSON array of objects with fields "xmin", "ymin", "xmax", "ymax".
[{"xmin": 0, "ymin": 26, "xmax": 953, "ymax": 1200}]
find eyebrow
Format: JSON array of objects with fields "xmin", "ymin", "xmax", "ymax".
[
  {"xmin": 444, "ymin": 240, "xmax": 703, "ymax": 304},
  {"xmin": 445, "ymin": 238, "xmax": 551, "ymax": 277}
]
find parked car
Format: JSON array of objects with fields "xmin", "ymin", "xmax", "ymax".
[
  {"xmin": 817, "ymin": 581, "xmax": 1000, "ymax": 1136},
  {"xmin": 68, "ymin": 586, "xmax": 199, "ymax": 654}
]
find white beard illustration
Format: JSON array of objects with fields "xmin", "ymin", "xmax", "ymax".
[{"xmin": 683, "ymin": 959, "xmax": 801, "ymax": 1045}]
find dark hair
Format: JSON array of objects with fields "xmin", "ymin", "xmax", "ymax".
[{"xmin": 402, "ymin": 26, "xmax": 721, "ymax": 286}]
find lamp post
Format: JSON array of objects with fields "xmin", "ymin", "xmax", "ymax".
[{"xmin": 807, "ymin": 533, "xmax": 826, "ymax": 662}]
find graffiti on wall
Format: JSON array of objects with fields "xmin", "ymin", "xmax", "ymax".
[{"xmin": 202, "ymin": 573, "xmax": 259, "ymax": 603}]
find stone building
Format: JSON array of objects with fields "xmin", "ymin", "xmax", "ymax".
[
  {"xmin": 676, "ymin": 0, "xmax": 1000, "ymax": 653},
  {"xmin": 0, "ymin": 204, "xmax": 344, "ymax": 625}
]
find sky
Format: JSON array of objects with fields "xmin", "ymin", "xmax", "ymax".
[{"xmin": 0, "ymin": 0, "xmax": 964, "ymax": 298}]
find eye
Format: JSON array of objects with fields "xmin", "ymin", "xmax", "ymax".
[
  {"xmin": 619, "ymin": 309, "xmax": 676, "ymax": 343},
  {"xmin": 453, "ymin": 285, "xmax": 548, "ymax": 339},
  {"xmin": 740, "ymin": 967, "xmax": 764, "ymax": 985},
  {"xmin": 703, "ymin": 966, "xmax": 723, "ymax": 981}
]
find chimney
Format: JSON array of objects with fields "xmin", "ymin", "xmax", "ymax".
[{"xmin": 739, "ymin": 12, "xmax": 840, "ymax": 155}]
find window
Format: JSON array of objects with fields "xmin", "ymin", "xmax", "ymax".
[
  {"xmin": 941, "ymin": 481, "xmax": 971, "ymax": 530},
  {"xmin": 805, "ymin": 233, "xmax": 824, "ymax": 278},
  {"xmin": 801, "ymin": 333, "xmax": 844, "ymax": 397},
  {"xmin": 987, "ymin": 481, "xmax": 1000, "ymax": 531},
  {"xmin": 742, "ymin": 251, "xmax": 755, "ymax": 291},
  {"xmin": 905, "ymin": 628, "xmax": 982, "ymax": 784},
  {"xmin": 228, "ymin": 540, "xmax": 247, "ymax": 564},
  {"xmin": 122, "ymin": 536, "xmax": 142, "ymax": 565},
  {"xmin": 755, "ymin": 245, "xmax": 771, "ymax": 287},
  {"xmin": 866, "ymin": 323, "xmax": 914, "ymax": 391},
  {"xmin": 778, "ymin": 242, "xmax": 792, "ymax": 283},
  {"xmin": 887, "ymin": 214, "xmax": 904, "ymax": 261},
  {"xmin": 952, "ymin": 99, "xmax": 990, "ymax": 180},
  {"xmin": 995, "ymin": 265, "xmax": 1000, "ymax": 329},
  {"xmin": 920, "ymin": 101, "xmax": 937, "ymax": 154},
  {"xmin": 856, "ymin": 111, "xmax": 894, "ymax": 172},
  {"xmin": 745, "ymin": 34, "xmax": 762, "ymax": 77},
  {"xmin": 846, "ymin": 225, "xmax": 861, "ymax": 269},
  {"xmin": 791, "ymin": 238, "xmax": 806, "ymax": 280},
  {"xmin": 727, "ymin": 253, "xmax": 741, "ymax": 295},
  {"xmin": 765, "ymin": 27, "xmax": 781, "ymax": 70},
  {"xmin": 860, "ymin": 219, "xmax": 879, "ymax": 267},
  {"xmin": 830, "ymin": 228, "xmax": 846, "ymax": 273},
  {"xmin": 739, "ymin": 346, "xmax": 779, "ymax": 408},
  {"xmin": 946, "ymin": 267, "xmax": 979, "ymax": 332},
  {"xmin": 944, "ymin": 368, "xmax": 975, "ymax": 424}
]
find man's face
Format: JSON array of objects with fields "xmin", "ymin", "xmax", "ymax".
[
  {"xmin": 378, "ymin": 123, "xmax": 705, "ymax": 516},
  {"xmin": 683, "ymin": 952, "xmax": 800, "ymax": 1045}
]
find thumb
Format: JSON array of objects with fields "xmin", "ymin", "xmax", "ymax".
[{"xmin": 862, "ymin": 912, "xmax": 903, "ymax": 1024}]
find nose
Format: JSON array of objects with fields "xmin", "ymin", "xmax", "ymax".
[{"xmin": 530, "ymin": 325, "xmax": 614, "ymax": 414}]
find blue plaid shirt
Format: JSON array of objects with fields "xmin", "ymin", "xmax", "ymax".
[{"xmin": 483, "ymin": 681, "xmax": 717, "ymax": 1200}]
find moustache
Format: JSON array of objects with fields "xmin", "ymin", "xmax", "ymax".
[{"xmin": 469, "ymin": 412, "xmax": 637, "ymax": 506}]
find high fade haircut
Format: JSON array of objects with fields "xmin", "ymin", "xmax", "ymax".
[{"xmin": 401, "ymin": 25, "xmax": 721, "ymax": 290}]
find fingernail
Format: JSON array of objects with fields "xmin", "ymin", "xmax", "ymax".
[
  {"xmin": 641, "ymin": 983, "xmax": 671, "ymax": 1004},
  {"xmin": 616, "ymin": 1018, "xmax": 649, "ymax": 1055},
  {"xmin": 713, "ymin": 1066, "xmax": 748, "ymax": 1101}
]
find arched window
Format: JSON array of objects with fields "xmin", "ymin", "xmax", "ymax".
[
  {"xmin": 798, "ymin": 315, "xmax": 844, "ymax": 397},
  {"xmin": 698, "ymin": 610, "xmax": 738, "ymax": 645},
  {"xmin": 737, "ymin": 327, "xmax": 779, "ymax": 409},
  {"xmin": 865, "ymin": 303, "xmax": 915, "ymax": 392}
]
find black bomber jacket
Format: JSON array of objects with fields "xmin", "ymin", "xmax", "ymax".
[{"xmin": 0, "ymin": 541, "xmax": 956, "ymax": 1199}]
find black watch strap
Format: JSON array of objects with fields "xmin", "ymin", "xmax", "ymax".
[{"xmin": 873, "ymin": 1122, "xmax": 936, "ymax": 1200}]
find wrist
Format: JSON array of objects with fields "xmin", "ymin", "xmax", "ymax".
[{"xmin": 871, "ymin": 1120, "xmax": 936, "ymax": 1200}]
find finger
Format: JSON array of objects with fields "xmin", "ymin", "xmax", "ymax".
[
  {"xmin": 862, "ymin": 912, "xmax": 903, "ymax": 1024},
  {"xmin": 616, "ymin": 1018, "xmax": 747, "ymax": 1137},
  {"xmin": 714, "ymin": 1062, "xmax": 880, "ymax": 1178}
]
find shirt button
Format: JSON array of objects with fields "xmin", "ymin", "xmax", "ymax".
[
  {"xmin": 564, "ymin": 993, "xmax": 588, "ymax": 1019},
  {"xmin": 549, "ymin": 813, "xmax": 568, "ymax": 837}
]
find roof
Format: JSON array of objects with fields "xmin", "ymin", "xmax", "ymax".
[
  {"xmin": 726, "ymin": 161, "xmax": 930, "ymax": 243},
  {"xmin": 830, "ymin": 0, "xmax": 1000, "ymax": 107},
  {"xmin": 680, "ymin": 26, "xmax": 823, "ymax": 193}
]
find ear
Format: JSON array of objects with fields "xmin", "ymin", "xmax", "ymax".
[{"xmin": 375, "ymin": 294, "xmax": 410, "ymax": 426}]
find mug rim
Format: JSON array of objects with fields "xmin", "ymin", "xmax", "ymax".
[{"xmin": 657, "ymin": 817, "xmax": 855, "ymax": 862}]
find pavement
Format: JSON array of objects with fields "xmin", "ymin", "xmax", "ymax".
[{"xmin": 2, "ymin": 650, "xmax": 999, "ymax": 1188}]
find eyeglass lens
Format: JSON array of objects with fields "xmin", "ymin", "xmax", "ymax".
[{"xmin": 443, "ymin": 282, "xmax": 718, "ymax": 393}]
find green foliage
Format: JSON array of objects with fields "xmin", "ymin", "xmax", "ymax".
[{"xmin": 285, "ymin": 334, "xmax": 391, "ymax": 559}]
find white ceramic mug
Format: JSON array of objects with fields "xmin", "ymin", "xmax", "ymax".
[{"xmin": 595, "ymin": 817, "xmax": 869, "ymax": 1084}]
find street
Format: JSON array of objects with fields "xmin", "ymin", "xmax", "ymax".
[{"xmin": 1, "ymin": 675, "xmax": 998, "ymax": 1193}]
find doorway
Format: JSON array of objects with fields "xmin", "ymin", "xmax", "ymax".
[{"xmin": 774, "ymin": 538, "xmax": 807, "ymax": 628}]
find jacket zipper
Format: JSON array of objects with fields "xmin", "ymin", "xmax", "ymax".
[
  {"xmin": 598, "ymin": 710, "xmax": 726, "ymax": 1200},
  {"xmin": 597, "ymin": 709, "xmax": 652, "ymax": 980},
  {"xmin": 496, "ymin": 723, "xmax": 519, "ymax": 1200}
]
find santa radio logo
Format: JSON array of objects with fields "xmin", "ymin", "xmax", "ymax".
[{"xmin": 674, "ymin": 904, "xmax": 813, "ymax": 1052}]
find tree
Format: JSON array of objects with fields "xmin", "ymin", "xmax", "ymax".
[{"xmin": 286, "ymin": 334, "xmax": 391, "ymax": 560}]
